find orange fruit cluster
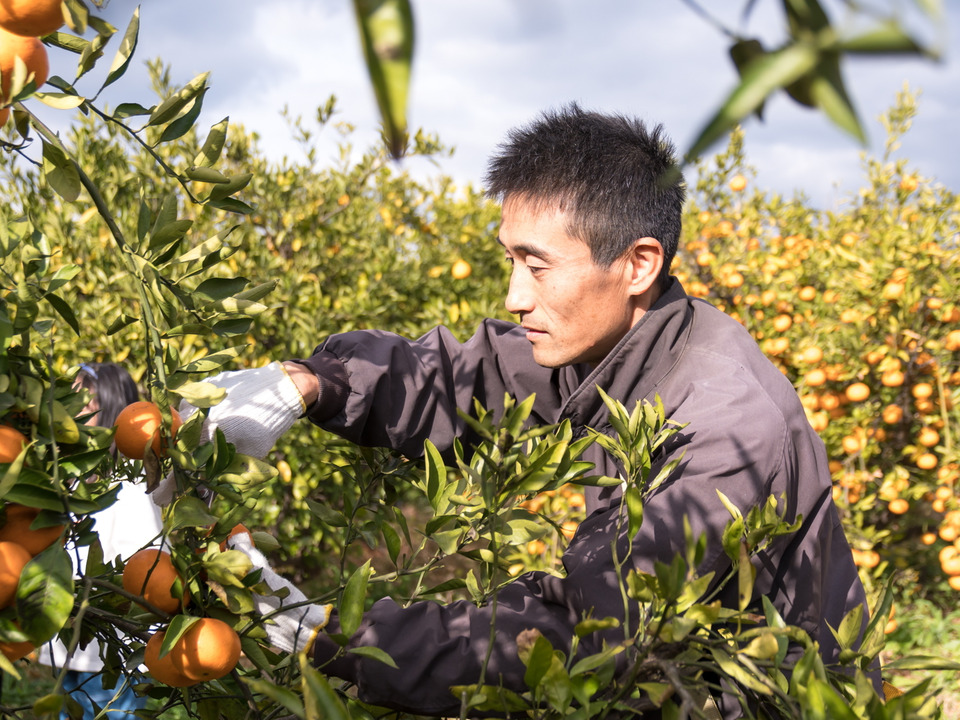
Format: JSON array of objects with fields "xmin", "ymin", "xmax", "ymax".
[
  {"xmin": 143, "ymin": 617, "xmax": 242, "ymax": 686},
  {"xmin": 0, "ymin": 501, "xmax": 66, "ymax": 661}
]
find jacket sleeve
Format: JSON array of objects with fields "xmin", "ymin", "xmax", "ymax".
[{"xmin": 297, "ymin": 319, "xmax": 562, "ymax": 457}]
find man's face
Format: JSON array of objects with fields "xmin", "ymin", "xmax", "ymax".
[{"xmin": 499, "ymin": 199, "xmax": 647, "ymax": 368}]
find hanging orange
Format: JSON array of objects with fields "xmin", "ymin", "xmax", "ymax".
[
  {"xmin": 0, "ymin": 0, "xmax": 64, "ymax": 37},
  {"xmin": 113, "ymin": 401, "xmax": 182, "ymax": 460},
  {"xmin": 122, "ymin": 548, "xmax": 189, "ymax": 614},
  {"xmin": 168, "ymin": 617, "xmax": 242, "ymax": 682},
  {"xmin": 0, "ymin": 27, "xmax": 48, "ymax": 105}
]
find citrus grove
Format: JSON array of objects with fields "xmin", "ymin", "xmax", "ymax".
[{"xmin": 0, "ymin": 1, "xmax": 959, "ymax": 718}]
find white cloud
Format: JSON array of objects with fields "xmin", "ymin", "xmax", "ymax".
[{"xmin": 37, "ymin": 0, "xmax": 960, "ymax": 206}]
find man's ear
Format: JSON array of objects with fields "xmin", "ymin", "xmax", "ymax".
[{"xmin": 625, "ymin": 237, "xmax": 664, "ymax": 297}]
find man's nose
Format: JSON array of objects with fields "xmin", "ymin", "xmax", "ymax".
[{"xmin": 504, "ymin": 267, "xmax": 533, "ymax": 315}]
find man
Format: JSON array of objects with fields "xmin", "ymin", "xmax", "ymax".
[{"xmin": 186, "ymin": 105, "xmax": 873, "ymax": 716}]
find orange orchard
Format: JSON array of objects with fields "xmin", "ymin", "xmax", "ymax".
[{"xmin": 673, "ymin": 164, "xmax": 960, "ymax": 595}]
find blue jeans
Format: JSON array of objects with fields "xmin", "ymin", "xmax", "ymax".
[{"xmin": 61, "ymin": 670, "xmax": 147, "ymax": 719}]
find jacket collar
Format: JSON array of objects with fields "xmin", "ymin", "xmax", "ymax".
[{"xmin": 558, "ymin": 277, "xmax": 693, "ymax": 428}]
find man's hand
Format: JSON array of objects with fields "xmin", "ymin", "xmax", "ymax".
[
  {"xmin": 150, "ymin": 362, "xmax": 307, "ymax": 506},
  {"xmin": 180, "ymin": 362, "xmax": 306, "ymax": 459},
  {"xmin": 228, "ymin": 531, "xmax": 332, "ymax": 655}
]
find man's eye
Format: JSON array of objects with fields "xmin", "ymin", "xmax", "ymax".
[{"xmin": 528, "ymin": 265, "xmax": 546, "ymax": 276}]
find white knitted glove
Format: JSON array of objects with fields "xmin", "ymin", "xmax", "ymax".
[
  {"xmin": 151, "ymin": 362, "xmax": 305, "ymax": 506},
  {"xmin": 228, "ymin": 532, "xmax": 332, "ymax": 655},
  {"xmin": 180, "ymin": 362, "xmax": 306, "ymax": 458}
]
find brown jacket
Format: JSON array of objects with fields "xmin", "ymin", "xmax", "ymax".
[{"xmin": 299, "ymin": 278, "xmax": 872, "ymax": 716}]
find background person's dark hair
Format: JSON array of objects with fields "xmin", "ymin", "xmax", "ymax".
[
  {"xmin": 484, "ymin": 103, "xmax": 686, "ymax": 289},
  {"xmin": 76, "ymin": 362, "xmax": 140, "ymax": 429}
]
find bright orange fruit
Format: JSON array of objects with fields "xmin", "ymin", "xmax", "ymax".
[
  {"xmin": 0, "ymin": 540, "xmax": 31, "ymax": 608},
  {"xmin": 122, "ymin": 548, "xmax": 189, "ymax": 614},
  {"xmin": 113, "ymin": 401, "xmax": 182, "ymax": 460},
  {"xmin": 169, "ymin": 617, "xmax": 241, "ymax": 682},
  {"xmin": 143, "ymin": 630, "xmax": 198, "ymax": 687}
]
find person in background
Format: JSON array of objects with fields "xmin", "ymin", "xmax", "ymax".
[{"xmin": 38, "ymin": 362, "xmax": 164, "ymax": 719}]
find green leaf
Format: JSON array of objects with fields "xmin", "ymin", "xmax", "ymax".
[
  {"xmin": 167, "ymin": 495, "xmax": 218, "ymax": 531},
  {"xmin": 709, "ymin": 647, "xmax": 774, "ymax": 695},
  {"xmin": 178, "ymin": 347, "xmax": 243, "ymax": 374},
  {"xmin": 423, "ymin": 440, "xmax": 448, "ymax": 513},
  {"xmin": 833, "ymin": 603, "xmax": 864, "ymax": 651},
  {"xmin": 102, "ymin": 7, "xmax": 140, "ymax": 89},
  {"xmin": 162, "ymin": 614, "xmax": 200, "ymax": 653},
  {"xmin": 838, "ymin": 21, "xmax": 926, "ymax": 55},
  {"xmin": 76, "ymin": 19, "xmax": 115, "ymax": 81},
  {"xmin": 220, "ymin": 454, "xmax": 278, "ymax": 487},
  {"xmin": 806, "ymin": 53, "xmax": 866, "ymax": 143},
  {"xmin": 186, "ymin": 166, "xmax": 230, "ymax": 184},
  {"xmin": 34, "ymin": 91, "xmax": 85, "ymax": 110},
  {"xmin": 174, "ymin": 381, "xmax": 227, "ymax": 408},
  {"xmin": 41, "ymin": 141, "xmax": 82, "ymax": 202},
  {"xmin": 46, "ymin": 264, "xmax": 82, "ymax": 293},
  {"xmin": 171, "ymin": 235, "xmax": 225, "ymax": 267},
  {"xmin": 158, "ymin": 87, "xmax": 207, "ymax": 144},
  {"xmin": 637, "ymin": 682, "xmax": 673, "ymax": 708},
  {"xmin": 204, "ymin": 549, "xmax": 253, "ymax": 589},
  {"xmin": 0, "ymin": 439, "xmax": 31, "ymax": 498},
  {"xmin": 149, "ymin": 219, "xmax": 193, "ymax": 252},
  {"xmin": 883, "ymin": 655, "xmax": 960, "ymax": 671},
  {"xmin": 16, "ymin": 544, "xmax": 74, "ymax": 644},
  {"xmin": 761, "ymin": 595, "xmax": 791, "ymax": 665},
  {"xmin": 339, "ymin": 560, "xmax": 371, "ymax": 639},
  {"xmin": 686, "ymin": 42, "xmax": 819, "ymax": 161},
  {"xmin": 420, "ymin": 577, "xmax": 466, "ymax": 595},
  {"xmin": 738, "ymin": 540, "xmax": 756, "ymax": 611},
  {"xmin": 43, "ymin": 292, "xmax": 80, "ymax": 335},
  {"xmin": 113, "ymin": 102, "xmax": 151, "ymax": 119},
  {"xmin": 382, "ymin": 522, "xmax": 401, "ymax": 564},
  {"xmin": 783, "ymin": 0, "xmax": 830, "ymax": 36},
  {"xmin": 624, "ymin": 485, "xmax": 643, "ymax": 539},
  {"xmin": 352, "ymin": 0, "xmax": 414, "ymax": 159},
  {"xmin": 208, "ymin": 172, "xmax": 253, "ymax": 201},
  {"xmin": 301, "ymin": 661, "xmax": 350, "ymax": 720},
  {"xmin": 242, "ymin": 677, "xmax": 305, "ymax": 716},
  {"xmin": 305, "ymin": 498, "xmax": 348, "ymax": 528},
  {"xmin": 521, "ymin": 634, "xmax": 556, "ymax": 689},
  {"xmin": 238, "ymin": 636, "xmax": 274, "ymax": 673},
  {"xmin": 147, "ymin": 72, "xmax": 209, "ymax": 127},
  {"xmin": 235, "ymin": 280, "xmax": 277, "ymax": 302},
  {"xmin": 62, "ymin": 0, "xmax": 88, "ymax": 34},
  {"xmin": 347, "ymin": 645, "xmax": 398, "ymax": 668},
  {"xmin": 207, "ymin": 197, "xmax": 254, "ymax": 215},
  {"xmin": 194, "ymin": 118, "xmax": 229, "ymax": 168},
  {"xmin": 574, "ymin": 616, "xmax": 620, "ymax": 638},
  {"xmin": 569, "ymin": 644, "xmax": 621, "ymax": 677}
]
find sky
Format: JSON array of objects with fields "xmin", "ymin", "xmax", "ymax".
[{"xmin": 51, "ymin": 1, "xmax": 960, "ymax": 210}]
